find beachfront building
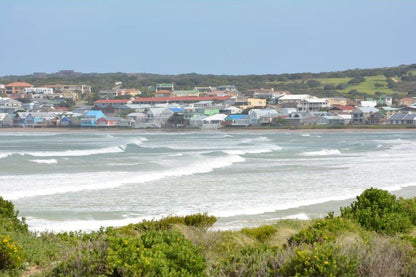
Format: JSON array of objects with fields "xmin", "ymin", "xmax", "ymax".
[
  {"xmin": 201, "ymin": 114, "xmax": 227, "ymax": 129},
  {"xmin": 248, "ymin": 108, "xmax": 279, "ymax": 126},
  {"xmin": 386, "ymin": 113, "xmax": 416, "ymax": 125},
  {"xmin": 0, "ymin": 113, "xmax": 12, "ymax": 128},
  {"xmin": 316, "ymin": 113, "xmax": 346, "ymax": 125},
  {"xmin": 297, "ymin": 98, "xmax": 330, "ymax": 112},
  {"xmin": 351, "ymin": 107, "xmax": 383, "ymax": 124},
  {"xmin": 80, "ymin": 110, "xmax": 105, "ymax": 127},
  {"xmin": 224, "ymin": 114, "xmax": 250, "ymax": 127}
]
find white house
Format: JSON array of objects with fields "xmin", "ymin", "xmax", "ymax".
[
  {"xmin": 248, "ymin": 108, "xmax": 279, "ymax": 126},
  {"xmin": 201, "ymin": 114, "xmax": 227, "ymax": 129},
  {"xmin": 0, "ymin": 113, "xmax": 12, "ymax": 128},
  {"xmin": 297, "ymin": 98, "xmax": 330, "ymax": 112},
  {"xmin": 24, "ymin": 87, "xmax": 54, "ymax": 95}
]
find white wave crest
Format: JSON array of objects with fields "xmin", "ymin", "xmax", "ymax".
[
  {"xmin": 22, "ymin": 146, "xmax": 125, "ymax": 157},
  {"xmin": 30, "ymin": 159, "xmax": 58, "ymax": 164},
  {"xmin": 300, "ymin": 149, "xmax": 341, "ymax": 156},
  {"xmin": 0, "ymin": 153, "xmax": 11, "ymax": 159},
  {"xmin": 223, "ymin": 145, "xmax": 282, "ymax": 155},
  {"xmin": 1, "ymin": 155, "xmax": 245, "ymax": 200}
]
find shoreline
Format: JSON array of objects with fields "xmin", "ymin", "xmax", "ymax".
[{"xmin": 1, "ymin": 127, "xmax": 416, "ymax": 133}]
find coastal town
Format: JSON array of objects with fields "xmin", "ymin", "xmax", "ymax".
[{"xmin": 1, "ymin": 79, "xmax": 416, "ymax": 129}]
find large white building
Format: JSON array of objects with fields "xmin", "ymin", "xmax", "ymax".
[
  {"xmin": 24, "ymin": 87, "xmax": 54, "ymax": 95},
  {"xmin": 297, "ymin": 98, "xmax": 330, "ymax": 112}
]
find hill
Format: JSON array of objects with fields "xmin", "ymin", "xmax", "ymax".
[{"xmin": 1, "ymin": 64, "xmax": 416, "ymax": 101}]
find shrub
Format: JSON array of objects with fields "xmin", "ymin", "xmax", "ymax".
[
  {"xmin": 132, "ymin": 213, "xmax": 216, "ymax": 232},
  {"xmin": 289, "ymin": 218, "xmax": 360, "ymax": 246},
  {"xmin": 184, "ymin": 213, "xmax": 217, "ymax": 228},
  {"xmin": 0, "ymin": 196, "xmax": 28, "ymax": 233},
  {"xmin": 106, "ymin": 230, "xmax": 206, "ymax": 276},
  {"xmin": 281, "ymin": 243, "xmax": 358, "ymax": 277},
  {"xmin": 0, "ymin": 235, "xmax": 23, "ymax": 270},
  {"xmin": 241, "ymin": 225, "xmax": 277, "ymax": 243},
  {"xmin": 212, "ymin": 246, "xmax": 279, "ymax": 277},
  {"xmin": 341, "ymin": 188, "xmax": 413, "ymax": 235}
]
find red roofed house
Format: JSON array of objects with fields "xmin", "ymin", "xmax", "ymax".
[
  {"xmin": 94, "ymin": 99, "xmax": 132, "ymax": 110},
  {"xmin": 132, "ymin": 96, "xmax": 230, "ymax": 105},
  {"xmin": 5, "ymin": 82, "xmax": 33, "ymax": 95}
]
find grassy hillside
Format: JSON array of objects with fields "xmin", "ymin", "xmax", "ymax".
[
  {"xmin": 1, "ymin": 64, "xmax": 415, "ymax": 103},
  {"xmin": 2, "ymin": 188, "xmax": 416, "ymax": 276}
]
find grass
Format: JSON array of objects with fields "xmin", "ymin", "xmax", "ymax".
[{"xmin": 267, "ymin": 75, "xmax": 405, "ymax": 97}]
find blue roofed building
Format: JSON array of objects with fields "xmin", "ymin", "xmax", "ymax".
[
  {"xmin": 224, "ymin": 114, "xmax": 250, "ymax": 127},
  {"xmin": 81, "ymin": 110, "xmax": 105, "ymax": 127}
]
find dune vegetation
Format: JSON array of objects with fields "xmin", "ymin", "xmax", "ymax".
[{"xmin": 2, "ymin": 188, "xmax": 416, "ymax": 276}]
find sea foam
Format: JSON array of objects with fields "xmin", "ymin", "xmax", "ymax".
[{"xmin": 300, "ymin": 149, "xmax": 341, "ymax": 156}]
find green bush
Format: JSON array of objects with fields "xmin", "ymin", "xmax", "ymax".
[
  {"xmin": 0, "ymin": 196, "xmax": 28, "ymax": 233},
  {"xmin": 241, "ymin": 225, "xmax": 277, "ymax": 243},
  {"xmin": 212, "ymin": 246, "xmax": 279, "ymax": 276},
  {"xmin": 281, "ymin": 243, "xmax": 358, "ymax": 277},
  {"xmin": 131, "ymin": 213, "xmax": 216, "ymax": 232},
  {"xmin": 289, "ymin": 218, "xmax": 360, "ymax": 246},
  {"xmin": 106, "ymin": 230, "xmax": 206, "ymax": 276},
  {"xmin": 0, "ymin": 235, "xmax": 23, "ymax": 270},
  {"xmin": 341, "ymin": 188, "xmax": 413, "ymax": 235}
]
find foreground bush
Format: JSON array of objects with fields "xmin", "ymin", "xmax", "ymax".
[
  {"xmin": 341, "ymin": 188, "xmax": 413, "ymax": 235},
  {"xmin": 0, "ymin": 196, "xmax": 28, "ymax": 233},
  {"xmin": 241, "ymin": 225, "xmax": 277, "ymax": 243},
  {"xmin": 289, "ymin": 218, "xmax": 361, "ymax": 245},
  {"xmin": 0, "ymin": 235, "xmax": 23, "ymax": 270},
  {"xmin": 281, "ymin": 243, "xmax": 358, "ymax": 277},
  {"xmin": 106, "ymin": 230, "xmax": 206, "ymax": 276}
]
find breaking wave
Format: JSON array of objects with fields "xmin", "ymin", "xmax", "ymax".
[
  {"xmin": 300, "ymin": 149, "xmax": 341, "ymax": 156},
  {"xmin": 30, "ymin": 159, "xmax": 58, "ymax": 164}
]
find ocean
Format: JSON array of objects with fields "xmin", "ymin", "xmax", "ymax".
[{"xmin": 1, "ymin": 130, "xmax": 415, "ymax": 233}]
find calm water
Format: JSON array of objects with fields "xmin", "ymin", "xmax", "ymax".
[{"xmin": 1, "ymin": 130, "xmax": 415, "ymax": 232}]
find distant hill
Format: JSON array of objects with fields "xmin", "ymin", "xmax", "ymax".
[{"xmin": 1, "ymin": 65, "xmax": 416, "ymax": 100}]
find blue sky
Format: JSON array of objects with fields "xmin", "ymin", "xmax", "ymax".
[{"xmin": 0, "ymin": 0, "xmax": 415, "ymax": 76}]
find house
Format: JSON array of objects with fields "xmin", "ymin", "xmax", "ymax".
[
  {"xmin": 132, "ymin": 96, "xmax": 229, "ymax": 105},
  {"xmin": 386, "ymin": 113, "xmax": 416, "ymax": 125},
  {"xmin": 201, "ymin": 114, "xmax": 227, "ymax": 129},
  {"xmin": 284, "ymin": 112, "xmax": 316, "ymax": 126},
  {"xmin": 144, "ymin": 107, "xmax": 174, "ymax": 128},
  {"xmin": 328, "ymin": 105, "xmax": 355, "ymax": 114},
  {"xmin": 248, "ymin": 108, "xmax": 279, "ymax": 126},
  {"xmin": 217, "ymin": 85, "xmax": 238, "ymax": 92},
  {"xmin": 316, "ymin": 113, "xmax": 346, "ymax": 125},
  {"xmin": 277, "ymin": 94, "xmax": 312, "ymax": 104},
  {"xmin": 94, "ymin": 99, "xmax": 132, "ymax": 110},
  {"xmin": 359, "ymin": 100, "xmax": 377, "ymax": 107},
  {"xmin": 80, "ymin": 110, "xmax": 105, "ymax": 127},
  {"xmin": 378, "ymin": 95, "xmax": 393, "ymax": 106},
  {"xmin": 247, "ymin": 98, "xmax": 267, "ymax": 108},
  {"xmin": 189, "ymin": 114, "xmax": 207, "ymax": 128},
  {"xmin": 154, "ymin": 90, "xmax": 173, "ymax": 97},
  {"xmin": 96, "ymin": 116, "xmax": 124, "ymax": 127},
  {"xmin": 398, "ymin": 97, "xmax": 416, "ymax": 107},
  {"xmin": 351, "ymin": 107, "xmax": 383, "ymax": 124},
  {"xmin": 224, "ymin": 114, "xmax": 250, "ymax": 127},
  {"xmin": 44, "ymin": 84, "xmax": 91, "ymax": 99},
  {"xmin": 297, "ymin": 98, "xmax": 330, "ymax": 112},
  {"xmin": 5, "ymin": 82, "xmax": 33, "ymax": 95},
  {"xmin": 0, "ymin": 98, "xmax": 23, "ymax": 113},
  {"xmin": 327, "ymin": 97, "xmax": 349, "ymax": 106},
  {"xmin": 32, "ymin": 112, "xmax": 58, "ymax": 127},
  {"xmin": 24, "ymin": 87, "xmax": 54, "ymax": 97},
  {"xmin": 221, "ymin": 106, "xmax": 242, "ymax": 115},
  {"xmin": 172, "ymin": 90, "xmax": 200, "ymax": 97},
  {"xmin": 0, "ymin": 113, "xmax": 12, "ymax": 128}
]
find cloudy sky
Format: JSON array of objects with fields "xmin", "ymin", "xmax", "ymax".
[{"xmin": 1, "ymin": 0, "xmax": 415, "ymax": 76}]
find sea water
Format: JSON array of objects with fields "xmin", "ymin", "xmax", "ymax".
[{"xmin": 1, "ymin": 130, "xmax": 415, "ymax": 232}]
